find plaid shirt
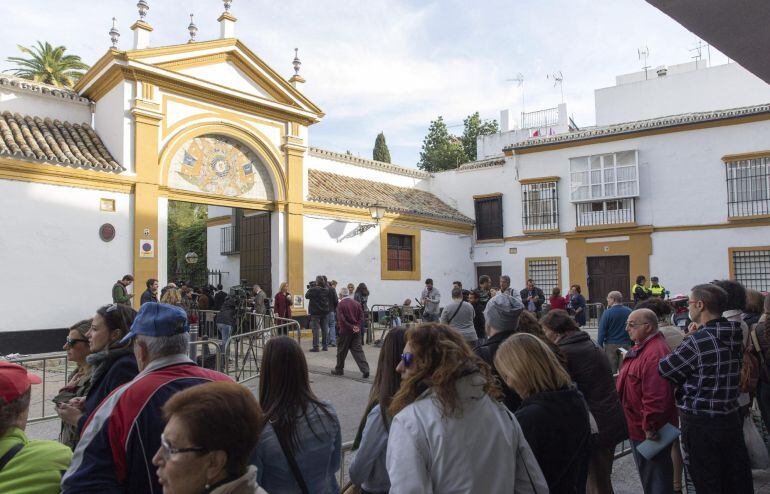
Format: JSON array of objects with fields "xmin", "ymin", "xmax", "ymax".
[{"xmin": 658, "ymin": 318, "xmax": 743, "ymax": 416}]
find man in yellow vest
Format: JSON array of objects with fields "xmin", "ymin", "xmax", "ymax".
[
  {"xmin": 649, "ymin": 277, "xmax": 666, "ymax": 299},
  {"xmin": 632, "ymin": 275, "xmax": 651, "ymax": 305}
]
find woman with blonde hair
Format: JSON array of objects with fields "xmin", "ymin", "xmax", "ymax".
[
  {"xmin": 495, "ymin": 333, "xmax": 591, "ymax": 494},
  {"xmin": 385, "ymin": 323, "xmax": 547, "ymax": 493},
  {"xmin": 161, "ymin": 287, "xmax": 182, "ymax": 306},
  {"xmin": 273, "ymin": 282, "xmax": 293, "ymax": 336}
]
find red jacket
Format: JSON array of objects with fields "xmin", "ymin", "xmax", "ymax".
[
  {"xmin": 550, "ymin": 296, "xmax": 567, "ymax": 310},
  {"xmin": 273, "ymin": 292, "xmax": 292, "ymax": 318},
  {"xmin": 337, "ymin": 297, "xmax": 363, "ymax": 334},
  {"xmin": 616, "ymin": 332, "xmax": 677, "ymax": 441}
]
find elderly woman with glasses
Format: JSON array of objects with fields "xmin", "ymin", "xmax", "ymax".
[
  {"xmin": 55, "ymin": 304, "xmax": 138, "ymax": 435},
  {"xmin": 385, "ymin": 323, "xmax": 547, "ymax": 493},
  {"xmin": 53, "ymin": 319, "xmax": 93, "ymax": 449},
  {"xmin": 153, "ymin": 381, "xmax": 268, "ymax": 494}
]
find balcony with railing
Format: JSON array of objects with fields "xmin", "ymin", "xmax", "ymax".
[
  {"xmin": 220, "ymin": 225, "xmax": 239, "ymax": 255},
  {"xmin": 576, "ymin": 198, "xmax": 635, "ymax": 228}
]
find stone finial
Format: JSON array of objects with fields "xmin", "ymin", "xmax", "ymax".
[
  {"xmin": 109, "ymin": 18, "xmax": 120, "ymax": 48},
  {"xmin": 223, "ymin": 0, "xmax": 233, "ymax": 12},
  {"xmin": 218, "ymin": 0, "xmax": 237, "ymax": 39},
  {"xmin": 188, "ymin": 14, "xmax": 198, "ymax": 43},
  {"xmin": 289, "ymin": 48, "xmax": 306, "ymax": 87},
  {"xmin": 137, "ymin": 0, "xmax": 149, "ymax": 20}
]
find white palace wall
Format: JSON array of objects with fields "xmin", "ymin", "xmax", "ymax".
[{"xmin": 0, "ymin": 179, "xmax": 132, "ymax": 332}]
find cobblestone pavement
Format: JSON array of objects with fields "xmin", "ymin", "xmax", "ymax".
[{"xmin": 24, "ymin": 331, "xmax": 770, "ymax": 492}]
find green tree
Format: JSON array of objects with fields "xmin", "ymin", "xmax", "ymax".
[
  {"xmin": 6, "ymin": 41, "xmax": 89, "ymax": 88},
  {"xmin": 372, "ymin": 132, "xmax": 391, "ymax": 163},
  {"xmin": 167, "ymin": 202, "xmax": 208, "ymax": 282},
  {"xmin": 417, "ymin": 116, "xmax": 467, "ymax": 172},
  {"xmin": 460, "ymin": 112, "xmax": 499, "ymax": 161}
]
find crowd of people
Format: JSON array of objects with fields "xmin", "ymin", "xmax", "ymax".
[{"xmin": 2, "ymin": 272, "xmax": 770, "ymax": 494}]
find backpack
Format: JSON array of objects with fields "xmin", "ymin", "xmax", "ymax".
[{"xmin": 740, "ymin": 341, "xmax": 761, "ymax": 394}]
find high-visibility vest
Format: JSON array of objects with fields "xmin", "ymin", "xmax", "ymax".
[
  {"xmin": 632, "ymin": 284, "xmax": 650, "ymax": 301},
  {"xmin": 650, "ymin": 285, "xmax": 666, "ymax": 297}
]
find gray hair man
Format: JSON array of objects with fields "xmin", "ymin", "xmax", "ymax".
[
  {"xmin": 473, "ymin": 293, "xmax": 525, "ymax": 411},
  {"xmin": 597, "ymin": 290, "xmax": 633, "ymax": 374},
  {"xmin": 62, "ymin": 303, "xmax": 231, "ymax": 494}
]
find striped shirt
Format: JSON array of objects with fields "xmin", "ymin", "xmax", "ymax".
[{"xmin": 658, "ymin": 318, "xmax": 743, "ymax": 416}]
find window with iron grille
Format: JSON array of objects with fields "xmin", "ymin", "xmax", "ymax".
[
  {"xmin": 522, "ymin": 181, "xmax": 558, "ymax": 231},
  {"xmin": 387, "ymin": 234, "xmax": 413, "ymax": 271},
  {"xmin": 732, "ymin": 249, "xmax": 770, "ymax": 291},
  {"xmin": 569, "ymin": 150, "xmax": 639, "ymax": 202},
  {"xmin": 526, "ymin": 258, "xmax": 560, "ymax": 294},
  {"xmin": 725, "ymin": 157, "xmax": 770, "ymax": 218},
  {"xmin": 475, "ymin": 196, "xmax": 503, "ymax": 240},
  {"xmin": 576, "ymin": 198, "xmax": 635, "ymax": 227}
]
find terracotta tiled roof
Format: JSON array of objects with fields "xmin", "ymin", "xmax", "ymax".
[
  {"xmin": 456, "ymin": 155, "xmax": 506, "ymax": 172},
  {"xmin": 309, "ymin": 147, "xmax": 431, "ymax": 179},
  {"xmin": 0, "ymin": 74, "xmax": 90, "ymax": 103},
  {"xmin": 307, "ymin": 169, "xmax": 473, "ymax": 224},
  {"xmin": 0, "ymin": 112, "xmax": 122, "ymax": 172}
]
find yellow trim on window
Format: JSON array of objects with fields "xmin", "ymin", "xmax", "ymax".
[
  {"xmin": 722, "ymin": 150, "xmax": 770, "ymax": 162},
  {"xmin": 524, "ymin": 256, "xmax": 562, "ymax": 288},
  {"xmin": 380, "ymin": 223, "xmax": 421, "ymax": 281},
  {"xmin": 728, "ymin": 246, "xmax": 770, "ymax": 280},
  {"xmin": 519, "ymin": 176, "xmax": 560, "ymax": 185}
]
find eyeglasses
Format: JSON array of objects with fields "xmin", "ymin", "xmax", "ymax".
[
  {"xmin": 159, "ymin": 434, "xmax": 206, "ymax": 461},
  {"xmin": 687, "ymin": 300, "xmax": 700, "ymax": 306},
  {"xmin": 66, "ymin": 337, "xmax": 89, "ymax": 346},
  {"xmin": 626, "ymin": 321, "xmax": 649, "ymax": 328},
  {"xmin": 400, "ymin": 352, "xmax": 414, "ymax": 368}
]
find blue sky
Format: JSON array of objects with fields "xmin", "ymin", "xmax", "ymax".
[{"xmin": 0, "ymin": 0, "xmax": 727, "ymax": 167}]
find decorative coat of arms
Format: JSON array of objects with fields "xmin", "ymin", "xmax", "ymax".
[{"xmin": 168, "ymin": 135, "xmax": 274, "ymax": 199}]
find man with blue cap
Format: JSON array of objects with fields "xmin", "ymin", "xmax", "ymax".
[{"xmin": 62, "ymin": 303, "xmax": 231, "ymax": 494}]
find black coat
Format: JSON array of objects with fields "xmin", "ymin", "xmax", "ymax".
[
  {"xmin": 557, "ymin": 331, "xmax": 628, "ymax": 448},
  {"xmin": 305, "ymin": 286, "xmax": 330, "ymax": 315},
  {"xmin": 78, "ymin": 348, "xmax": 138, "ymax": 433},
  {"xmin": 516, "ymin": 387, "xmax": 591, "ymax": 494},
  {"xmin": 140, "ymin": 289, "xmax": 157, "ymax": 305},
  {"xmin": 520, "ymin": 287, "xmax": 546, "ymax": 312},
  {"xmin": 215, "ymin": 297, "xmax": 237, "ymax": 326},
  {"xmin": 474, "ymin": 330, "xmax": 522, "ymax": 411}
]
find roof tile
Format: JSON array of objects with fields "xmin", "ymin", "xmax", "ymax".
[{"xmin": 307, "ymin": 169, "xmax": 473, "ymax": 224}]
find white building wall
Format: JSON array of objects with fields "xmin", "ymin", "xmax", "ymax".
[
  {"xmin": 596, "ymin": 62, "xmax": 770, "ymax": 126},
  {"xmin": 94, "ymin": 82, "xmax": 133, "ymax": 171},
  {"xmin": 0, "ymin": 87, "xmax": 91, "ymax": 124},
  {"xmin": 303, "ymin": 215, "xmax": 473, "ymax": 307},
  {"xmin": 206, "ymin": 225, "xmax": 240, "ymax": 290},
  {"xmin": 0, "ymin": 180, "xmax": 131, "ymax": 331}
]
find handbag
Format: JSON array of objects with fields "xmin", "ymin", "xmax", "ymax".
[
  {"xmin": 341, "ymin": 481, "xmax": 362, "ymax": 494},
  {"xmin": 274, "ymin": 431, "xmax": 310, "ymax": 494}
]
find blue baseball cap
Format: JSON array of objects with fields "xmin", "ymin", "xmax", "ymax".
[{"xmin": 118, "ymin": 303, "xmax": 189, "ymax": 345}]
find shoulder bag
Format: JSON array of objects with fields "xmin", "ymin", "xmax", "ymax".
[{"xmin": 274, "ymin": 433, "xmax": 310, "ymax": 494}]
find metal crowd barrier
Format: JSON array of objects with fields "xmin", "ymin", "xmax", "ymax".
[
  {"xmin": 367, "ymin": 304, "xmax": 420, "ymax": 344},
  {"xmin": 339, "ymin": 440, "xmax": 354, "ymax": 486},
  {"xmin": 5, "ymin": 352, "xmax": 73, "ymax": 424}
]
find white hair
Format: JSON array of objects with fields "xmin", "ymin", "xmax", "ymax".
[{"xmin": 136, "ymin": 333, "xmax": 190, "ymax": 361}]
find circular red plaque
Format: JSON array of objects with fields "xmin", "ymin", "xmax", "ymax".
[{"xmin": 99, "ymin": 223, "xmax": 116, "ymax": 242}]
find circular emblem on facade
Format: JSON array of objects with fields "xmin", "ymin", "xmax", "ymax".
[
  {"xmin": 210, "ymin": 155, "xmax": 231, "ymax": 177},
  {"xmin": 99, "ymin": 223, "xmax": 116, "ymax": 242}
]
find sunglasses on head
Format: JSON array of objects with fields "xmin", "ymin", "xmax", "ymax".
[
  {"xmin": 400, "ymin": 352, "xmax": 414, "ymax": 368},
  {"xmin": 66, "ymin": 337, "xmax": 89, "ymax": 346}
]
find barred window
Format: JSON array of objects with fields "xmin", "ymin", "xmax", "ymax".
[
  {"xmin": 387, "ymin": 234, "xmax": 413, "ymax": 271},
  {"xmin": 732, "ymin": 249, "xmax": 770, "ymax": 292},
  {"xmin": 526, "ymin": 258, "xmax": 560, "ymax": 294},
  {"xmin": 726, "ymin": 157, "xmax": 770, "ymax": 218},
  {"xmin": 522, "ymin": 181, "xmax": 558, "ymax": 232}
]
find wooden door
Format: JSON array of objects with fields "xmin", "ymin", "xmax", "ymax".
[
  {"xmin": 239, "ymin": 212, "xmax": 272, "ymax": 296},
  {"xmin": 476, "ymin": 265, "xmax": 502, "ymax": 289},
  {"xmin": 586, "ymin": 256, "xmax": 629, "ymax": 303}
]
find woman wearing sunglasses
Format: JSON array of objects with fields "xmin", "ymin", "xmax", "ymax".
[
  {"xmin": 153, "ymin": 381, "xmax": 268, "ymax": 494},
  {"xmin": 55, "ymin": 304, "xmax": 138, "ymax": 435},
  {"xmin": 348, "ymin": 327, "xmax": 407, "ymax": 494},
  {"xmin": 52, "ymin": 319, "xmax": 93, "ymax": 449},
  {"xmin": 386, "ymin": 323, "xmax": 548, "ymax": 493}
]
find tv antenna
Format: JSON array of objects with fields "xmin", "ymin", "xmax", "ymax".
[
  {"xmin": 506, "ymin": 73, "xmax": 525, "ymax": 111},
  {"xmin": 638, "ymin": 46, "xmax": 650, "ymax": 80},
  {"xmin": 548, "ymin": 71, "xmax": 564, "ymax": 103},
  {"xmin": 690, "ymin": 39, "xmax": 711, "ymax": 66}
]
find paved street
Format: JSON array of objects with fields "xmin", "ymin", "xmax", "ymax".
[{"xmin": 24, "ymin": 332, "xmax": 770, "ymax": 492}]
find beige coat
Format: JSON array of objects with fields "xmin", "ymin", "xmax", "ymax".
[{"xmin": 210, "ymin": 466, "xmax": 269, "ymax": 494}]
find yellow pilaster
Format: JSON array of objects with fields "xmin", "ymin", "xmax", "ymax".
[
  {"xmin": 131, "ymin": 102, "xmax": 163, "ymax": 309},
  {"xmin": 283, "ymin": 134, "xmax": 306, "ymax": 315}
]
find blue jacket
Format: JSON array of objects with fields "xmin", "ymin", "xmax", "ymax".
[
  {"xmin": 597, "ymin": 304, "xmax": 633, "ymax": 346},
  {"xmin": 253, "ymin": 401, "xmax": 341, "ymax": 494},
  {"xmin": 62, "ymin": 355, "xmax": 231, "ymax": 494}
]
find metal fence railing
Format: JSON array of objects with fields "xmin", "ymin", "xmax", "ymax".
[{"xmin": 6, "ymin": 352, "xmax": 74, "ymax": 424}]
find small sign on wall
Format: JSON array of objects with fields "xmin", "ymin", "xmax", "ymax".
[
  {"xmin": 99, "ymin": 223, "xmax": 115, "ymax": 242},
  {"xmin": 293, "ymin": 295, "xmax": 304, "ymax": 308},
  {"xmin": 139, "ymin": 239, "xmax": 155, "ymax": 258}
]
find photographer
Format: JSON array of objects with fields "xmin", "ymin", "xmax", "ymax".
[
  {"xmin": 252, "ymin": 284, "xmax": 267, "ymax": 315},
  {"xmin": 215, "ymin": 294, "xmax": 237, "ymax": 349},
  {"xmin": 306, "ymin": 276, "xmax": 330, "ymax": 352}
]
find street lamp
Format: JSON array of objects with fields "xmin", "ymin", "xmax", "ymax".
[
  {"xmin": 369, "ymin": 204, "xmax": 387, "ymax": 222},
  {"xmin": 184, "ymin": 251, "xmax": 199, "ymax": 265}
]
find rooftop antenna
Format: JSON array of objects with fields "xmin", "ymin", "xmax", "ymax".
[
  {"xmin": 548, "ymin": 71, "xmax": 564, "ymax": 103},
  {"xmin": 506, "ymin": 72, "xmax": 525, "ymax": 112},
  {"xmin": 638, "ymin": 46, "xmax": 650, "ymax": 80},
  {"xmin": 690, "ymin": 39, "xmax": 711, "ymax": 67}
]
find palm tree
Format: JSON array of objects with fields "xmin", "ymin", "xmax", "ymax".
[{"xmin": 6, "ymin": 41, "xmax": 89, "ymax": 88}]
